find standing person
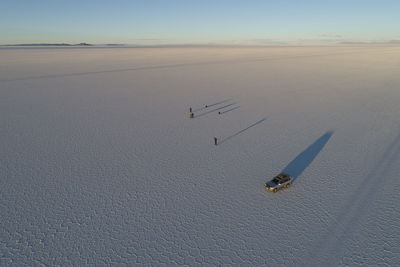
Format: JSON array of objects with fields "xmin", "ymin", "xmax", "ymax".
[
  {"xmin": 214, "ymin": 137, "xmax": 218, "ymax": 145},
  {"xmin": 189, "ymin": 107, "xmax": 192, "ymax": 113}
]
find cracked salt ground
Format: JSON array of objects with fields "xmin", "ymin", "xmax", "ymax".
[{"xmin": 1, "ymin": 46, "xmax": 400, "ymax": 265}]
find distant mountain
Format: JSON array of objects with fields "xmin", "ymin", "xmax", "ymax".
[
  {"xmin": 1, "ymin": 43, "xmax": 71, "ymax": 46},
  {"xmin": 339, "ymin": 40, "xmax": 400, "ymax": 45},
  {"xmin": 338, "ymin": 41, "xmax": 370, "ymax": 45},
  {"xmin": 0, "ymin": 43, "xmax": 93, "ymax": 47}
]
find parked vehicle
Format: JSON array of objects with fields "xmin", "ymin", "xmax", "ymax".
[{"xmin": 265, "ymin": 173, "xmax": 292, "ymax": 192}]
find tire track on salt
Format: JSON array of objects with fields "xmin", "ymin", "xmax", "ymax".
[{"xmin": 1, "ymin": 48, "xmax": 396, "ymax": 83}]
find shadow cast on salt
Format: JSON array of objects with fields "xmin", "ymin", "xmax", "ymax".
[
  {"xmin": 193, "ymin": 99, "xmax": 232, "ymax": 112},
  {"xmin": 219, "ymin": 118, "xmax": 266, "ymax": 145},
  {"xmin": 282, "ymin": 131, "xmax": 333, "ymax": 182},
  {"xmin": 219, "ymin": 106, "xmax": 240, "ymax": 115},
  {"xmin": 195, "ymin": 102, "xmax": 236, "ymax": 118}
]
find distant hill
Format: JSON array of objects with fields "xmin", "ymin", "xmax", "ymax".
[
  {"xmin": 339, "ymin": 40, "xmax": 400, "ymax": 45},
  {"xmin": 0, "ymin": 43, "xmax": 93, "ymax": 47}
]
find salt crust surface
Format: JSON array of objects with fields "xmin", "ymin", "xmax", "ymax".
[{"xmin": 1, "ymin": 46, "xmax": 400, "ymax": 265}]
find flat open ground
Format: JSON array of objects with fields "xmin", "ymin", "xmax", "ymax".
[{"xmin": 1, "ymin": 46, "xmax": 400, "ymax": 265}]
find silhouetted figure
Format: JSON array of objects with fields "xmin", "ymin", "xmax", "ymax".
[
  {"xmin": 214, "ymin": 137, "xmax": 218, "ymax": 145},
  {"xmin": 205, "ymin": 105, "xmax": 208, "ymax": 108},
  {"xmin": 189, "ymin": 107, "xmax": 192, "ymax": 112},
  {"xmin": 218, "ymin": 111, "xmax": 221, "ymax": 114}
]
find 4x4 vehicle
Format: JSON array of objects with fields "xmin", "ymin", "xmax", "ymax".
[{"xmin": 265, "ymin": 173, "xmax": 292, "ymax": 192}]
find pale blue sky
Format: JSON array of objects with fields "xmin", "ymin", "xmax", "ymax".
[{"xmin": 1, "ymin": 0, "xmax": 399, "ymax": 45}]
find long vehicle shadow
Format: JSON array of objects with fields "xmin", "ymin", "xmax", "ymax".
[
  {"xmin": 196, "ymin": 103, "xmax": 236, "ymax": 118},
  {"xmin": 219, "ymin": 118, "xmax": 266, "ymax": 145},
  {"xmin": 282, "ymin": 131, "xmax": 333, "ymax": 182},
  {"xmin": 193, "ymin": 99, "xmax": 231, "ymax": 112},
  {"xmin": 309, "ymin": 127, "xmax": 400, "ymax": 266}
]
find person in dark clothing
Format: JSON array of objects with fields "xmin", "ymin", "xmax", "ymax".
[
  {"xmin": 189, "ymin": 107, "xmax": 192, "ymax": 112},
  {"xmin": 214, "ymin": 137, "xmax": 218, "ymax": 145}
]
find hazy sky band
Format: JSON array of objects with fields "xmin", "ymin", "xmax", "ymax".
[{"xmin": 1, "ymin": 0, "xmax": 399, "ymax": 44}]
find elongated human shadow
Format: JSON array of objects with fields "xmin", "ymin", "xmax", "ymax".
[
  {"xmin": 219, "ymin": 118, "xmax": 266, "ymax": 145},
  {"xmin": 282, "ymin": 131, "xmax": 333, "ymax": 182},
  {"xmin": 196, "ymin": 103, "xmax": 236, "ymax": 118},
  {"xmin": 219, "ymin": 106, "xmax": 240, "ymax": 114},
  {"xmin": 193, "ymin": 99, "xmax": 231, "ymax": 112}
]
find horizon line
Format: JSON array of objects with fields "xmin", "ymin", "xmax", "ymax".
[{"xmin": 2, "ymin": 41, "xmax": 400, "ymax": 48}]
